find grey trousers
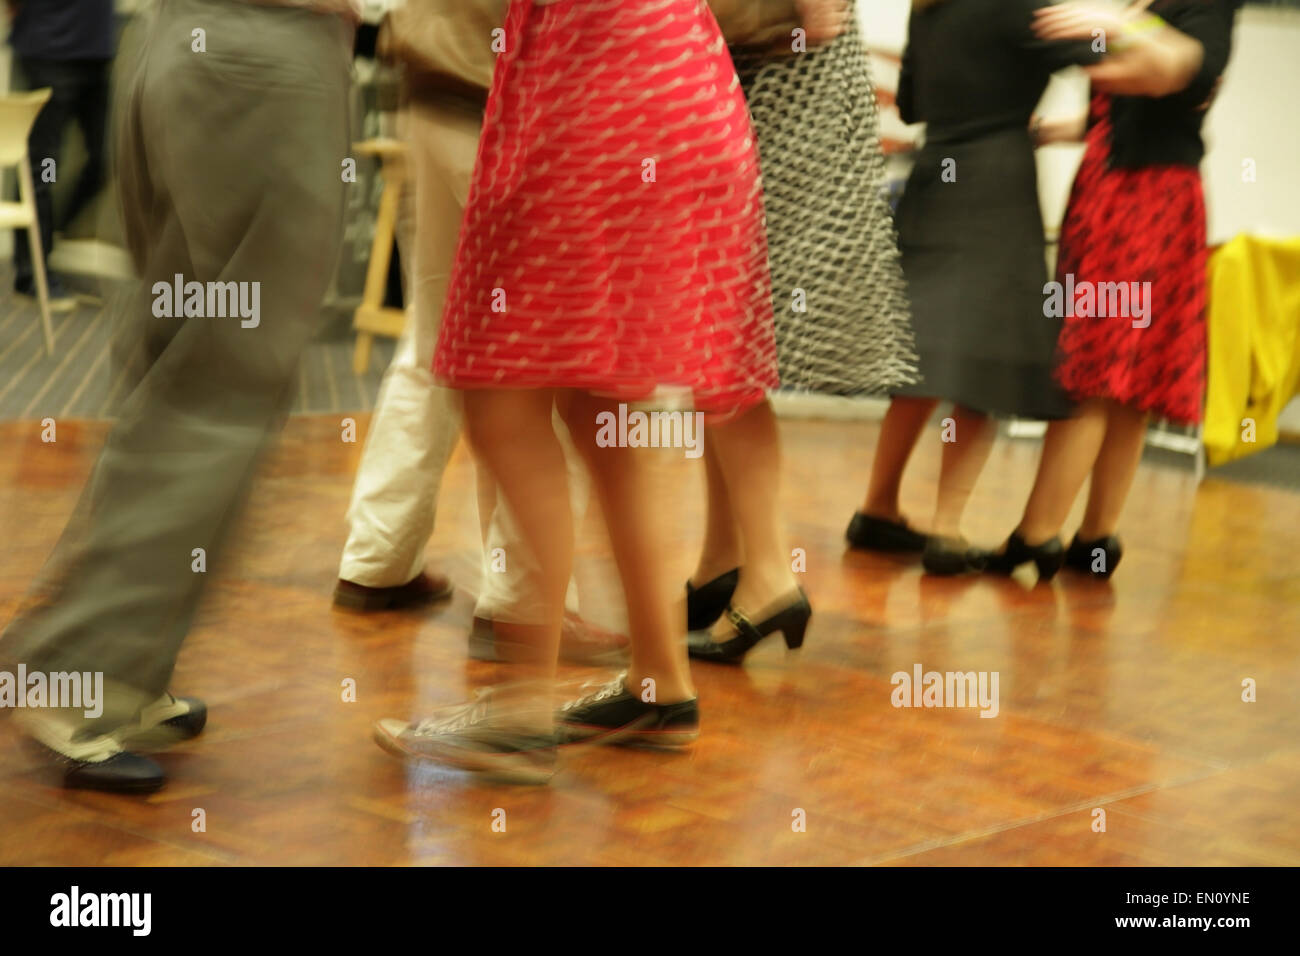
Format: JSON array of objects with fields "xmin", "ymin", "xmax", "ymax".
[{"xmin": 0, "ymin": 0, "xmax": 352, "ymax": 730}]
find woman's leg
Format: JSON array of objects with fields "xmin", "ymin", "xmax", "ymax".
[
  {"xmin": 561, "ymin": 392, "xmax": 694, "ymax": 702},
  {"xmin": 689, "ymin": 435, "xmax": 743, "ymax": 587},
  {"xmin": 930, "ymin": 404, "xmax": 994, "ymax": 540},
  {"xmin": 701, "ymin": 398, "xmax": 800, "ymax": 616},
  {"xmin": 460, "ymin": 387, "xmax": 572, "ymax": 729},
  {"xmin": 1077, "ymin": 401, "xmax": 1149, "ymax": 539},
  {"xmin": 1017, "ymin": 399, "xmax": 1109, "ymax": 543},
  {"xmin": 861, "ymin": 396, "xmax": 939, "ymax": 522}
]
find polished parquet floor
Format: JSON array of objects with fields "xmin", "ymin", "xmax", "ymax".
[{"xmin": 1, "ymin": 414, "xmax": 1297, "ymax": 866}]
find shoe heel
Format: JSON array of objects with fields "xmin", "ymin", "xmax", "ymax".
[
  {"xmin": 779, "ymin": 606, "xmax": 811, "ymax": 650},
  {"xmin": 1036, "ymin": 553, "xmax": 1066, "ymax": 582}
]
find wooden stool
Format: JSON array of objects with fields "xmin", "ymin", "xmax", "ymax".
[{"xmin": 352, "ymin": 138, "xmax": 410, "ymax": 375}]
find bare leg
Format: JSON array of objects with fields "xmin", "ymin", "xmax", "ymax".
[
  {"xmin": 475, "ymin": 463, "xmax": 497, "ymax": 546},
  {"xmin": 1077, "ymin": 401, "xmax": 1148, "ymax": 539},
  {"xmin": 930, "ymin": 404, "xmax": 994, "ymax": 540},
  {"xmin": 702, "ymin": 398, "xmax": 799, "ymax": 616},
  {"xmin": 862, "ymin": 396, "xmax": 939, "ymax": 523},
  {"xmin": 690, "ymin": 432, "xmax": 743, "ymax": 587},
  {"xmin": 460, "ymin": 388, "xmax": 571, "ymax": 730},
  {"xmin": 1017, "ymin": 399, "xmax": 1109, "ymax": 544},
  {"xmin": 562, "ymin": 392, "xmax": 693, "ymax": 702}
]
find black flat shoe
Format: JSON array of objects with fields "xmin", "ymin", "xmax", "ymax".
[
  {"xmin": 1066, "ymin": 534, "xmax": 1123, "ymax": 578},
  {"xmin": 64, "ymin": 752, "xmax": 166, "ymax": 794},
  {"xmin": 984, "ymin": 532, "xmax": 1065, "ymax": 580},
  {"xmin": 685, "ymin": 567, "xmax": 739, "ymax": 631},
  {"xmin": 846, "ymin": 512, "xmax": 928, "ymax": 553},
  {"xmin": 921, "ymin": 537, "xmax": 988, "ymax": 576},
  {"xmin": 687, "ymin": 590, "xmax": 811, "ymax": 665}
]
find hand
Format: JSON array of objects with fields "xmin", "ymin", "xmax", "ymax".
[
  {"xmin": 1030, "ymin": 112, "xmax": 1088, "ymax": 145},
  {"xmin": 1082, "ymin": 53, "xmax": 1162, "ymax": 95},
  {"xmin": 796, "ymin": 0, "xmax": 850, "ymax": 47},
  {"xmin": 1084, "ymin": 52, "xmax": 1187, "ymax": 98},
  {"xmin": 1032, "ymin": 3, "xmax": 1130, "ymax": 46}
]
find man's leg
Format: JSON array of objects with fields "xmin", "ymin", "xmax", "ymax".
[
  {"xmin": 59, "ymin": 59, "xmax": 111, "ymax": 233},
  {"xmin": 12, "ymin": 58, "xmax": 75, "ymax": 306},
  {"xmin": 0, "ymin": 1, "xmax": 352, "ymax": 789},
  {"xmin": 336, "ymin": 99, "xmax": 482, "ymax": 601}
]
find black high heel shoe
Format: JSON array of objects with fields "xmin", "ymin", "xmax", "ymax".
[
  {"xmin": 685, "ymin": 568, "xmax": 739, "ymax": 631},
  {"xmin": 1066, "ymin": 534, "xmax": 1123, "ymax": 578},
  {"xmin": 922, "ymin": 536, "xmax": 988, "ymax": 576},
  {"xmin": 984, "ymin": 532, "xmax": 1066, "ymax": 580},
  {"xmin": 687, "ymin": 590, "xmax": 812, "ymax": 665}
]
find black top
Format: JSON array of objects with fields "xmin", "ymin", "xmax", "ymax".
[
  {"xmin": 1105, "ymin": 0, "xmax": 1240, "ymax": 169},
  {"xmin": 9, "ymin": 0, "xmax": 115, "ymax": 61},
  {"xmin": 898, "ymin": 0, "xmax": 1099, "ymax": 144}
]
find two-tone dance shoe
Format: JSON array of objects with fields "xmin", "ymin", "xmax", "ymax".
[
  {"xmin": 16, "ymin": 693, "xmax": 206, "ymax": 794},
  {"xmin": 557, "ymin": 673, "xmax": 699, "ymax": 749}
]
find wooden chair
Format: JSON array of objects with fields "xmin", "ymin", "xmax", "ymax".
[
  {"xmin": 0, "ymin": 89, "xmax": 56, "ymax": 355},
  {"xmin": 351, "ymin": 137, "xmax": 410, "ymax": 374}
]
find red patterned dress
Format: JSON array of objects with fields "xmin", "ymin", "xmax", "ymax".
[
  {"xmin": 1054, "ymin": 93, "xmax": 1208, "ymax": 425},
  {"xmin": 433, "ymin": 0, "xmax": 778, "ymax": 415}
]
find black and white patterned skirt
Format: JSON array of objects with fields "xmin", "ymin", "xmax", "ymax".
[{"xmin": 733, "ymin": 11, "xmax": 919, "ymax": 396}]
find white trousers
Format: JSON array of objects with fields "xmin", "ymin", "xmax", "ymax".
[{"xmin": 338, "ymin": 98, "xmax": 585, "ymax": 621}]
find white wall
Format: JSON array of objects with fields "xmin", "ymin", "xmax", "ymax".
[
  {"xmin": 858, "ymin": 0, "xmax": 911, "ymax": 55},
  {"xmin": 1202, "ymin": 6, "xmax": 1300, "ymax": 243},
  {"xmin": 858, "ymin": 1, "xmax": 1300, "ymax": 243}
]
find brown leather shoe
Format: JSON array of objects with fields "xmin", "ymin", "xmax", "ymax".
[
  {"xmin": 560, "ymin": 612, "xmax": 630, "ymax": 666},
  {"xmin": 467, "ymin": 612, "xmax": 630, "ymax": 666},
  {"xmin": 333, "ymin": 571, "xmax": 454, "ymax": 612}
]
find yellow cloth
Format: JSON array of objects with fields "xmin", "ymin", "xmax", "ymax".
[{"xmin": 1204, "ymin": 234, "xmax": 1300, "ymax": 466}]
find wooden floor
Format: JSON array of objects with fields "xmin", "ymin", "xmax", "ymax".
[{"xmin": 1, "ymin": 414, "xmax": 1297, "ymax": 866}]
